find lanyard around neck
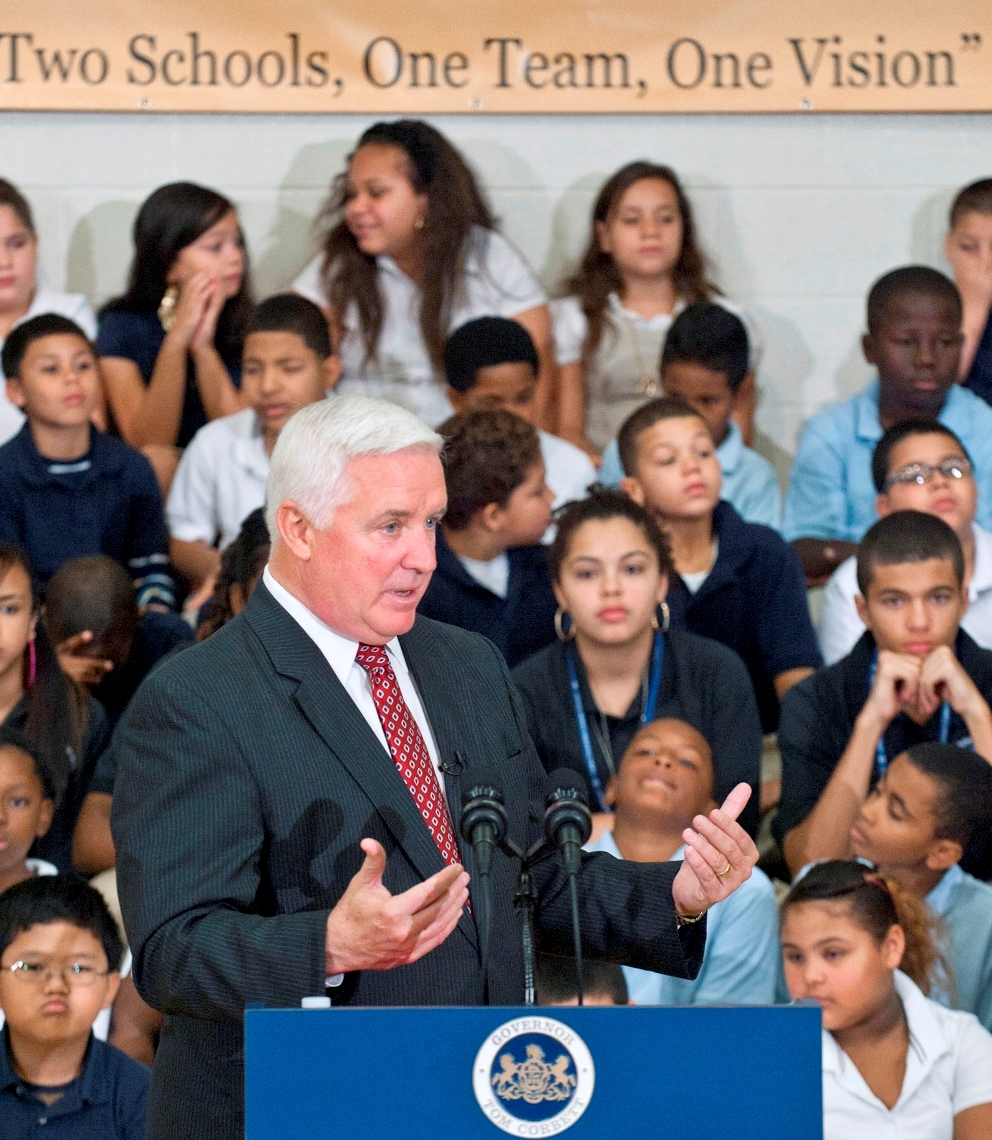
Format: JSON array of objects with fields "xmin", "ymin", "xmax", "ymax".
[
  {"xmin": 567, "ymin": 632, "xmax": 664, "ymax": 811},
  {"xmin": 868, "ymin": 649, "xmax": 951, "ymax": 777}
]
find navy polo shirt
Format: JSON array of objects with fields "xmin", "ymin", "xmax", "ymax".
[
  {"xmin": 418, "ymin": 531, "xmax": 557, "ymax": 668},
  {"xmin": 667, "ymin": 500, "xmax": 822, "ymax": 733},
  {"xmin": 0, "ymin": 424, "xmax": 173, "ymax": 608},
  {"xmin": 0, "ymin": 1029, "xmax": 149, "ymax": 1139}
]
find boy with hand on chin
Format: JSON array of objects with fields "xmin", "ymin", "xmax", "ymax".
[{"xmin": 777, "ymin": 510, "xmax": 992, "ymax": 878}]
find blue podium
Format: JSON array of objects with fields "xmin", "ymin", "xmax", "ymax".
[{"xmin": 245, "ymin": 1004, "xmax": 822, "ymax": 1139}]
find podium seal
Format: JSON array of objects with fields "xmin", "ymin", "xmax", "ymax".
[{"xmin": 472, "ymin": 1015, "xmax": 595, "ymax": 1135}]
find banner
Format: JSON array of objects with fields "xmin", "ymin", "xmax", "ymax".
[{"xmin": 0, "ymin": 0, "xmax": 988, "ymax": 114}]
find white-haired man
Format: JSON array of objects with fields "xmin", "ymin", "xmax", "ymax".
[{"xmin": 112, "ymin": 396, "xmax": 758, "ymax": 1140}]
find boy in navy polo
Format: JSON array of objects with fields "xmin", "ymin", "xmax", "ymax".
[
  {"xmin": 418, "ymin": 408, "xmax": 557, "ymax": 668},
  {"xmin": 0, "ymin": 314, "xmax": 173, "ymax": 608},
  {"xmin": 0, "ymin": 875, "xmax": 149, "ymax": 1139},
  {"xmin": 776, "ymin": 511, "xmax": 992, "ymax": 879},
  {"xmin": 618, "ymin": 394, "xmax": 820, "ymax": 733}
]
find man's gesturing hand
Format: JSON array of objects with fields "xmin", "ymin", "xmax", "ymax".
[
  {"xmin": 324, "ymin": 839, "xmax": 470, "ymax": 977},
  {"xmin": 671, "ymin": 784, "xmax": 759, "ymax": 919}
]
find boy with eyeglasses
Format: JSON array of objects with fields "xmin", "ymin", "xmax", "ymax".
[
  {"xmin": 0, "ymin": 875, "xmax": 148, "ymax": 1138},
  {"xmin": 819, "ymin": 419, "xmax": 992, "ymax": 663}
]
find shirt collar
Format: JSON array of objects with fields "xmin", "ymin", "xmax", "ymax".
[
  {"xmin": 0, "ymin": 1031, "xmax": 108, "ymax": 1107},
  {"xmin": 606, "ymin": 292, "xmax": 684, "ymax": 328},
  {"xmin": 924, "ymin": 862, "xmax": 964, "ymax": 916},
  {"xmin": 589, "ymin": 827, "xmax": 684, "ymax": 863},
  {"xmin": 717, "ymin": 420, "xmax": 743, "ymax": 476},
  {"xmin": 234, "ymin": 410, "xmax": 270, "ymax": 480},
  {"xmin": 261, "ymin": 566, "xmax": 409, "ymax": 688},
  {"xmin": 854, "ymin": 380, "xmax": 884, "ymax": 443}
]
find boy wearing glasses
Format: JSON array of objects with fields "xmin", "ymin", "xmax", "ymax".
[
  {"xmin": 819, "ymin": 420, "xmax": 992, "ymax": 662},
  {"xmin": 776, "ymin": 510, "xmax": 992, "ymax": 878},
  {"xmin": 0, "ymin": 876, "xmax": 148, "ymax": 1138}
]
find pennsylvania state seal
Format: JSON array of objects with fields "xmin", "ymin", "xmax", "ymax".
[{"xmin": 473, "ymin": 1016, "xmax": 595, "ymax": 1134}]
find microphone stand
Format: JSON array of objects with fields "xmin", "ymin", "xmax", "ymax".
[{"xmin": 501, "ymin": 836, "xmax": 545, "ymax": 1007}]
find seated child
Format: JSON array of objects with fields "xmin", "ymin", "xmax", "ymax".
[
  {"xmin": 944, "ymin": 179, "xmax": 992, "ymax": 403},
  {"xmin": 784, "ymin": 266, "xmax": 992, "ymax": 583},
  {"xmin": 535, "ymin": 953, "xmax": 629, "ymax": 1007},
  {"xmin": 46, "ymin": 555, "xmax": 193, "ymax": 727},
  {"xmin": 0, "ymin": 314, "xmax": 173, "ymax": 608},
  {"xmin": 0, "ymin": 729, "xmax": 56, "ymax": 894},
  {"xmin": 196, "ymin": 507, "xmax": 270, "ymax": 642},
  {"xmin": 585, "ymin": 718, "xmax": 778, "ymax": 1005},
  {"xmin": 850, "ymin": 742, "xmax": 992, "ymax": 1030},
  {"xmin": 167, "ymin": 293, "xmax": 339, "ymax": 589},
  {"xmin": 780, "ymin": 861, "xmax": 992, "ymax": 1140},
  {"xmin": 820, "ymin": 420, "xmax": 992, "ymax": 662},
  {"xmin": 776, "ymin": 511, "xmax": 992, "ymax": 878},
  {"xmin": 619, "ymin": 394, "xmax": 820, "ymax": 732},
  {"xmin": 418, "ymin": 409, "xmax": 557, "ymax": 667},
  {"xmin": 444, "ymin": 316, "xmax": 596, "ymax": 532},
  {"xmin": 600, "ymin": 302, "xmax": 781, "ymax": 530},
  {"xmin": 0, "ymin": 875, "xmax": 149, "ymax": 1138}
]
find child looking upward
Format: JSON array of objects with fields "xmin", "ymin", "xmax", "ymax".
[
  {"xmin": 418, "ymin": 409, "xmax": 556, "ymax": 667},
  {"xmin": 784, "ymin": 266, "xmax": 992, "ymax": 583}
]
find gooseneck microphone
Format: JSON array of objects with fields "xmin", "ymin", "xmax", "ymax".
[
  {"xmin": 544, "ymin": 769, "xmax": 593, "ymax": 1004},
  {"xmin": 460, "ymin": 779, "xmax": 508, "ymax": 986}
]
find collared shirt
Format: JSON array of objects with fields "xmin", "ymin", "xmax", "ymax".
[
  {"xmin": 537, "ymin": 429, "xmax": 596, "ymax": 540},
  {"xmin": 926, "ymin": 863, "xmax": 992, "ymax": 1032},
  {"xmin": 821, "ymin": 970, "xmax": 992, "ymax": 1140},
  {"xmin": 0, "ymin": 1030, "xmax": 149, "ymax": 1140},
  {"xmin": 586, "ymin": 830, "xmax": 779, "ymax": 1005},
  {"xmin": 293, "ymin": 227, "xmax": 545, "ymax": 428},
  {"xmin": 167, "ymin": 407, "xmax": 271, "ymax": 551},
  {"xmin": 783, "ymin": 379, "xmax": 992, "ymax": 541},
  {"xmin": 0, "ymin": 423, "xmax": 173, "ymax": 608},
  {"xmin": 819, "ymin": 522, "xmax": 992, "ymax": 664},
  {"xmin": 598, "ymin": 422, "xmax": 783, "ymax": 531},
  {"xmin": 261, "ymin": 567, "xmax": 445, "ymax": 792}
]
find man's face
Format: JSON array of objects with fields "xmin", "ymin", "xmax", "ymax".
[
  {"xmin": 862, "ymin": 293, "xmax": 962, "ymax": 414},
  {"xmin": 290, "ymin": 447, "xmax": 447, "ymax": 643},
  {"xmin": 855, "ymin": 559, "xmax": 966, "ymax": 657}
]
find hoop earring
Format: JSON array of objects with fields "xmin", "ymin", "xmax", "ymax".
[
  {"xmin": 157, "ymin": 284, "xmax": 179, "ymax": 332},
  {"xmin": 27, "ymin": 636, "xmax": 36, "ymax": 686},
  {"xmin": 413, "ymin": 215, "xmax": 426, "ymax": 231},
  {"xmin": 554, "ymin": 608, "xmax": 575, "ymax": 641},
  {"xmin": 655, "ymin": 601, "xmax": 670, "ymax": 633}
]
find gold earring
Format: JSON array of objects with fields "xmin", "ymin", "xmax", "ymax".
[
  {"xmin": 413, "ymin": 215, "xmax": 426, "ymax": 232},
  {"xmin": 158, "ymin": 284, "xmax": 180, "ymax": 332},
  {"xmin": 554, "ymin": 608, "xmax": 575, "ymax": 641}
]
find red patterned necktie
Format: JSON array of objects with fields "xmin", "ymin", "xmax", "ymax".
[{"xmin": 355, "ymin": 644, "xmax": 461, "ymax": 868}]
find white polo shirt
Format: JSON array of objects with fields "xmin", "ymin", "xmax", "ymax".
[
  {"xmin": 818, "ymin": 522, "xmax": 992, "ymax": 664},
  {"xmin": 821, "ymin": 969, "xmax": 992, "ymax": 1140},
  {"xmin": 166, "ymin": 407, "xmax": 270, "ymax": 551}
]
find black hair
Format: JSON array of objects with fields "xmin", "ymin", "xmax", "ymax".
[
  {"xmin": 197, "ymin": 509, "xmax": 270, "ymax": 642},
  {"xmin": 950, "ymin": 179, "xmax": 992, "ymax": 227},
  {"xmin": 1, "ymin": 314, "xmax": 92, "ymax": 381},
  {"xmin": 617, "ymin": 393, "xmax": 706, "ymax": 478},
  {"xmin": 856, "ymin": 510, "xmax": 964, "ymax": 595},
  {"xmin": 535, "ymin": 953, "xmax": 629, "ymax": 1005},
  {"xmin": 871, "ymin": 418, "xmax": 971, "ymax": 495},
  {"xmin": 547, "ymin": 486, "xmax": 673, "ymax": 583},
  {"xmin": 866, "ymin": 266, "xmax": 962, "ymax": 335},
  {"xmin": 443, "ymin": 317, "xmax": 539, "ymax": 392},
  {"xmin": 902, "ymin": 742, "xmax": 992, "ymax": 848},
  {"xmin": 0, "ymin": 725, "xmax": 56, "ymax": 802},
  {"xmin": 248, "ymin": 293, "xmax": 332, "ymax": 360},
  {"xmin": 661, "ymin": 302, "xmax": 750, "ymax": 391},
  {"xmin": 781, "ymin": 860, "xmax": 942, "ymax": 994},
  {"xmin": 0, "ymin": 179, "xmax": 35, "ymax": 235},
  {"xmin": 101, "ymin": 181, "xmax": 253, "ymax": 363},
  {"xmin": 44, "ymin": 556, "xmax": 137, "ymax": 645},
  {"xmin": 0, "ymin": 874, "xmax": 123, "ymax": 971}
]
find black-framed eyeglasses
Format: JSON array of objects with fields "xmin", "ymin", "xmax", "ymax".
[{"xmin": 885, "ymin": 457, "xmax": 972, "ymax": 490}]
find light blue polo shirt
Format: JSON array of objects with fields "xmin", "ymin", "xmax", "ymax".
[
  {"xmin": 926, "ymin": 862, "xmax": 992, "ymax": 1032},
  {"xmin": 586, "ymin": 829, "xmax": 780, "ymax": 1005},
  {"xmin": 600, "ymin": 421, "xmax": 783, "ymax": 531},
  {"xmin": 782, "ymin": 380, "xmax": 992, "ymax": 542}
]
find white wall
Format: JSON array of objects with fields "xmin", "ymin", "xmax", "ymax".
[{"xmin": 3, "ymin": 110, "xmax": 991, "ymax": 479}]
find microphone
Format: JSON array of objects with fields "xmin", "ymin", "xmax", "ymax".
[
  {"xmin": 544, "ymin": 769, "xmax": 593, "ymax": 878},
  {"xmin": 460, "ymin": 777, "xmax": 508, "ymax": 991},
  {"xmin": 544, "ymin": 769, "xmax": 593, "ymax": 1005}
]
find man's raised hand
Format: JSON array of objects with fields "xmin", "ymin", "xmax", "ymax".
[{"xmin": 671, "ymin": 783, "xmax": 759, "ymax": 919}]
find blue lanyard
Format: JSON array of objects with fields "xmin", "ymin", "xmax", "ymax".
[
  {"xmin": 868, "ymin": 650, "xmax": 950, "ymax": 776},
  {"xmin": 567, "ymin": 632, "xmax": 664, "ymax": 811}
]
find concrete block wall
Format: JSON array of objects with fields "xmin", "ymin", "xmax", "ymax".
[{"xmin": 2, "ymin": 110, "xmax": 990, "ymax": 480}]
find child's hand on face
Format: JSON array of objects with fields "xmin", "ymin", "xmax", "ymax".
[
  {"xmin": 167, "ymin": 271, "xmax": 217, "ymax": 347},
  {"xmin": 919, "ymin": 644, "xmax": 984, "ymax": 719},
  {"xmin": 55, "ymin": 630, "xmax": 114, "ymax": 688},
  {"xmin": 189, "ymin": 277, "xmax": 226, "ymax": 355}
]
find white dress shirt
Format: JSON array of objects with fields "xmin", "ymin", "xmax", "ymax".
[{"xmin": 262, "ymin": 567, "xmax": 446, "ymax": 794}]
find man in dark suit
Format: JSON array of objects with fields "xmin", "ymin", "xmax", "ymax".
[{"xmin": 112, "ymin": 396, "xmax": 759, "ymax": 1140}]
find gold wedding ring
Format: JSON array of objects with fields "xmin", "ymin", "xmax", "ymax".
[{"xmin": 716, "ymin": 861, "xmax": 733, "ymax": 878}]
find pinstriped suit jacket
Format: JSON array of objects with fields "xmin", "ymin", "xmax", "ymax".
[{"xmin": 112, "ymin": 582, "xmax": 704, "ymax": 1140}]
